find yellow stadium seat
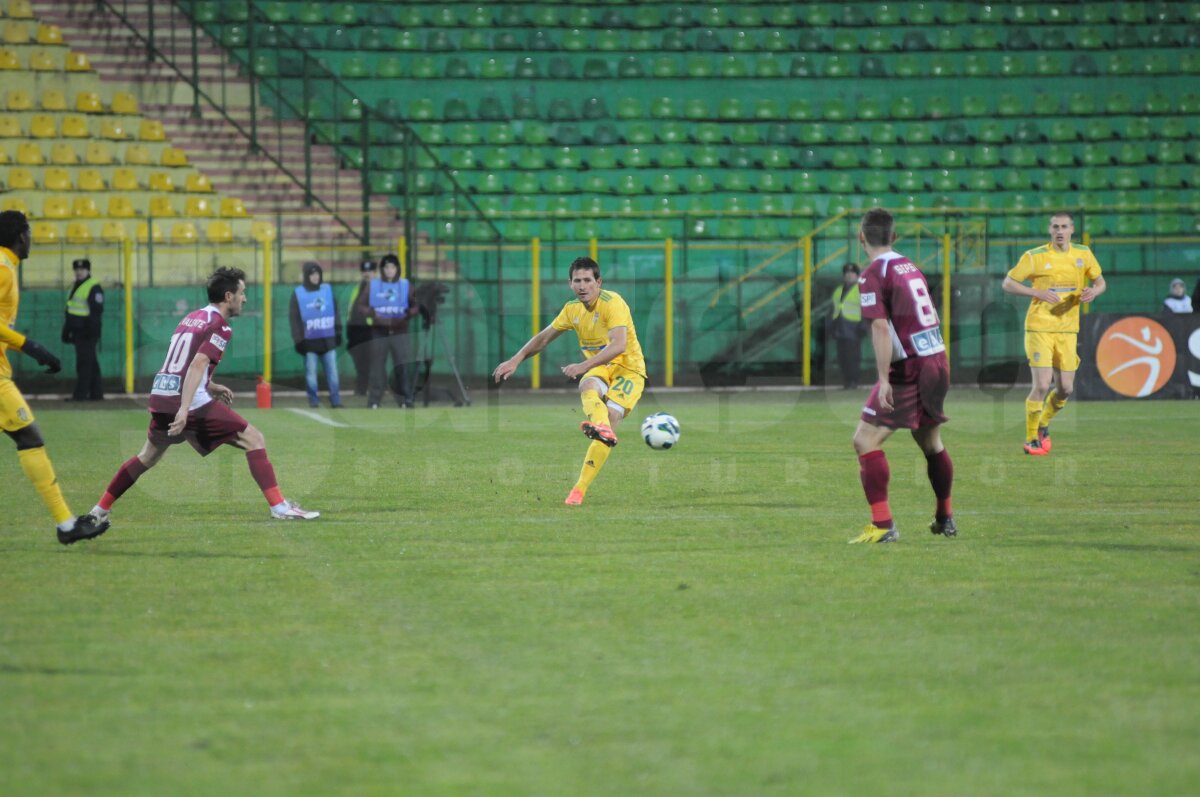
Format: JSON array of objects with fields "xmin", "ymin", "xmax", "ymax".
[
  {"xmin": 124, "ymin": 143, "xmax": 152, "ymax": 165},
  {"xmin": 66, "ymin": 222, "xmax": 92, "ymax": 244},
  {"xmin": 0, "ymin": 148, "xmax": 7, "ymax": 164},
  {"xmin": 84, "ymin": 141, "xmax": 114, "ymax": 165},
  {"xmin": 7, "ymin": 168, "xmax": 35, "ymax": 190},
  {"xmin": 61, "ymin": 115, "xmax": 88, "ymax": 137},
  {"xmin": 0, "ymin": 114, "xmax": 20, "ymax": 136},
  {"xmin": 32, "ymin": 222, "xmax": 58, "ymax": 243},
  {"xmin": 106, "ymin": 196, "xmax": 136, "ymax": 218},
  {"xmin": 185, "ymin": 197, "xmax": 214, "ymax": 217},
  {"xmin": 101, "ymin": 221, "xmax": 128, "ymax": 242},
  {"xmin": 36, "ymin": 24, "xmax": 63, "ymax": 45},
  {"xmin": 29, "ymin": 49, "xmax": 56, "ymax": 71},
  {"xmin": 65, "ymin": 51, "xmax": 91, "ymax": 72},
  {"xmin": 171, "ymin": 222, "xmax": 197, "ymax": 243},
  {"xmin": 219, "ymin": 197, "xmax": 248, "ymax": 217},
  {"xmin": 185, "ymin": 173, "xmax": 213, "ymax": 193},
  {"xmin": 2, "ymin": 21, "xmax": 30, "ymax": 45},
  {"xmin": 111, "ymin": 92, "xmax": 138, "ymax": 115},
  {"xmin": 149, "ymin": 196, "xmax": 177, "ymax": 217},
  {"xmin": 139, "ymin": 119, "xmax": 166, "ymax": 141},
  {"xmin": 72, "ymin": 196, "xmax": 99, "ymax": 218},
  {"xmin": 251, "ymin": 220, "xmax": 276, "ymax": 242},
  {"xmin": 100, "ymin": 119, "xmax": 128, "ymax": 140},
  {"xmin": 148, "ymin": 172, "xmax": 175, "ymax": 192},
  {"xmin": 136, "ymin": 221, "xmax": 165, "ymax": 243},
  {"xmin": 9, "ymin": 0, "xmax": 34, "ymax": 19},
  {"xmin": 75, "ymin": 91, "xmax": 102, "ymax": 113},
  {"xmin": 160, "ymin": 147, "xmax": 188, "ymax": 166},
  {"xmin": 6, "ymin": 89, "xmax": 32, "ymax": 110},
  {"xmin": 111, "ymin": 168, "xmax": 138, "ymax": 191},
  {"xmin": 50, "ymin": 142, "xmax": 79, "ymax": 165},
  {"xmin": 1, "ymin": 196, "xmax": 28, "ymax": 214},
  {"xmin": 40, "ymin": 88, "xmax": 67, "ymax": 111},
  {"xmin": 16, "ymin": 142, "xmax": 43, "ymax": 164},
  {"xmin": 43, "ymin": 168, "xmax": 71, "ymax": 191},
  {"xmin": 42, "ymin": 196, "xmax": 70, "ymax": 219},
  {"xmin": 206, "ymin": 220, "xmax": 233, "ymax": 243},
  {"xmin": 29, "ymin": 114, "xmax": 56, "ymax": 138},
  {"xmin": 0, "ymin": 49, "xmax": 19, "ymax": 70},
  {"xmin": 78, "ymin": 168, "xmax": 105, "ymax": 191}
]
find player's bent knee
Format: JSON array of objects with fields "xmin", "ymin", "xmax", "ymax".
[
  {"xmin": 239, "ymin": 425, "xmax": 266, "ymax": 450},
  {"xmin": 5, "ymin": 423, "xmax": 45, "ymax": 450},
  {"xmin": 578, "ymin": 376, "xmax": 605, "ymax": 394}
]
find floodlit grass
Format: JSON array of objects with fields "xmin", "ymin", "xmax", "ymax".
[{"xmin": 1, "ymin": 390, "xmax": 1198, "ymax": 796}]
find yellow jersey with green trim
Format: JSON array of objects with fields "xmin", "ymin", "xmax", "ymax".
[
  {"xmin": 551, "ymin": 289, "xmax": 646, "ymax": 377},
  {"xmin": 0, "ymin": 246, "xmax": 28, "ymax": 379},
  {"xmin": 1006, "ymin": 242, "xmax": 1102, "ymax": 333}
]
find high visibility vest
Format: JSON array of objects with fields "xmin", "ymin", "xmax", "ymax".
[
  {"xmin": 832, "ymin": 283, "xmax": 861, "ymax": 322},
  {"xmin": 66, "ymin": 276, "xmax": 99, "ymax": 317}
]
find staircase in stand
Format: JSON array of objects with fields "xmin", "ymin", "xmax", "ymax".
[{"xmin": 32, "ymin": 0, "xmax": 410, "ymax": 272}]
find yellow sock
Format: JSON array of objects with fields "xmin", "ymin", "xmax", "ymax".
[
  {"xmin": 17, "ymin": 446, "xmax": 74, "ymax": 525},
  {"xmin": 1025, "ymin": 399, "xmax": 1043, "ymax": 442},
  {"xmin": 581, "ymin": 389, "xmax": 608, "ymax": 426},
  {"xmin": 573, "ymin": 440, "xmax": 612, "ymax": 495},
  {"xmin": 1038, "ymin": 389, "xmax": 1067, "ymax": 428}
]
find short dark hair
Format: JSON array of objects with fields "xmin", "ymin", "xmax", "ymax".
[
  {"xmin": 569, "ymin": 257, "xmax": 600, "ymax": 279},
  {"xmin": 206, "ymin": 266, "xmax": 246, "ymax": 303},
  {"xmin": 0, "ymin": 210, "xmax": 30, "ymax": 250},
  {"xmin": 860, "ymin": 209, "xmax": 895, "ymax": 247},
  {"xmin": 1050, "ymin": 211, "xmax": 1074, "ymax": 222},
  {"xmin": 842, "ymin": 262, "xmax": 860, "ymax": 275}
]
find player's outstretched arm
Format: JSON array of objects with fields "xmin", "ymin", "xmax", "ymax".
[
  {"xmin": 1002, "ymin": 276, "xmax": 1059, "ymax": 304},
  {"xmin": 18, "ymin": 337, "xmax": 62, "ymax": 374},
  {"xmin": 493, "ymin": 325, "xmax": 565, "ymax": 382}
]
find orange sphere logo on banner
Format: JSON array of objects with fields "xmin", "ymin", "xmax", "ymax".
[{"xmin": 1095, "ymin": 317, "xmax": 1176, "ymax": 397}]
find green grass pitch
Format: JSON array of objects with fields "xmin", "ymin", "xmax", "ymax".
[{"xmin": 1, "ymin": 390, "xmax": 1198, "ymax": 796}]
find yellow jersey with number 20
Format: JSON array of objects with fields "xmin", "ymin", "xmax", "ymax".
[{"xmin": 551, "ymin": 289, "xmax": 646, "ymax": 378}]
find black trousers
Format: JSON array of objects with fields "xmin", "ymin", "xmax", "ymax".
[
  {"xmin": 72, "ymin": 336, "xmax": 103, "ymax": 400},
  {"xmin": 835, "ymin": 336, "xmax": 861, "ymax": 389},
  {"xmin": 367, "ymin": 332, "xmax": 414, "ymax": 406},
  {"xmin": 348, "ymin": 338, "xmax": 372, "ymax": 397}
]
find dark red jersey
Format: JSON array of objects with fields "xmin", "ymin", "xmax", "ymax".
[
  {"xmin": 147, "ymin": 305, "xmax": 233, "ymax": 414},
  {"xmin": 859, "ymin": 251, "xmax": 946, "ymax": 362}
]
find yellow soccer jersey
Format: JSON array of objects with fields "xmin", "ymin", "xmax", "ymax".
[
  {"xmin": 0, "ymin": 246, "xmax": 28, "ymax": 379},
  {"xmin": 1007, "ymin": 243, "xmax": 1102, "ymax": 333},
  {"xmin": 551, "ymin": 289, "xmax": 647, "ymax": 377}
]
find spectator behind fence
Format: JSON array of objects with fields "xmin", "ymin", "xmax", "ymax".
[
  {"xmin": 1163, "ymin": 278, "xmax": 1193, "ymax": 314},
  {"xmin": 357, "ymin": 254, "xmax": 418, "ymax": 409},
  {"xmin": 61, "ymin": 258, "xmax": 104, "ymax": 402},
  {"xmin": 288, "ymin": 261, "xmax": 343, "ymax": 408},
  {"xmin": 830, "ymin": 262, "xmax": 864, "ymax": 389}
]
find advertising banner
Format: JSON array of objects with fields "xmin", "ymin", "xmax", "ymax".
[{"xmin": 1076, "ymin": 313, "xmax": 1200, "ymax": 400}]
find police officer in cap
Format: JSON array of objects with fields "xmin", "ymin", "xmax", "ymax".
[{"xmin": 61, "ymin": 258, "xmax": 104, "ymax": 401}]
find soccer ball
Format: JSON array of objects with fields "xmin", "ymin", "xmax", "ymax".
[{"xmin": 640, "ymin": 413, "xmax": 681, "ymax": 450}]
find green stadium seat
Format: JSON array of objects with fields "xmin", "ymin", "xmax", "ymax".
[
  {"xmin": 1123, "ymin": 117, "xmax": 1151, "ymax": 139},
  {"xmin": 972, "ymin": 145, "xmax": 1000, "ymax": 167},
  {"xmin": 977, "ymin": 121, "xmax": 1006, "ymax": 144},
  {"xmin": 796, "ymin": 123, "xmax": 825, "ymax": 145},
  {"xmin": 719, "ymin": 55, "xmax": 749, "ymax": 78},
  {"xmin": 1106, "ymin": 94, "xmax": 1133, "ymax": 114},
  {"xmin": 544, "ymin": 173, "xmax": 578, "ymax": 194},
  {"xmin": 1007, "ymin": 144, "xmax": 1037, "ymax": 168},
  {"xmin": 616, "ymin": 97, "xmax": 643, "ymax": 120},
  {"xmin": 615, "ymin": 174, "xmax": 644, "ymax": 196},
  {"xmin": 894, "ymin": 55, "xmax": 921, "ymax": 78},
  {"xmin": 833, "ymin": 124, "xmax": 860, "ymax": 145},
  {"xmin": 757, "ymin": 172, "xmax": 787, "ymax": 193},
  {"xmin": 618, "ymin": 56, "xmax": 645, "ymax": 79},
  {"xmin": 477, "ymin": 95, "xmax": 505, "ymax": 122},
  {"xmin": 651, "ymin": 56, "xmax": 679, "ymax": 78},
  {"xmin": 620, "ymin": 146, "xmax": 649, "ymax": 168},
  {"xmin": 694, "ymin": 123, "xmax": 721, "ymax": 144},
  {"xmin": 906, "ymin": 122, "xmax": 934, "ymax": 144},
  {"xmin": 966, "ymin": 170, "xmax": 995, "ymax": 191},
  {"xmin": 1045, "ymin": 145, "xmax": 1074, "ymax": 168},
  {"xmin": 410, "ymin": 57, "xmax": 438, "ymax": 80},
  {"xmin": 1118, "ymin": 143, "xmax": 1149, "ymax": 166},
  {"xmin": 514, "ymin": 148, "xmax": 545, "ymax": 170},
  {"xmin": 625, "ymin": 122, "xmax": 653, "ymax": 145},
  {"xmin": 658, "ymin": 121, "xmax": 687, "ymax": 144},
  {"xmin": 1113, "ymin": 168, "xmax": 1143, "ymax": 190},
  {"xmin": 730, "ymin": 123, "xmax": 759, "ymax": 145},
  {"xmin": 869, "ymin": 123, "xmax": 898, "ymax": 145},
  {"xmin": 1041, "ymin": 173, "xmax": 1072, "ymax": 192},
  {"xmin": 1012, "ymin": 120, "xmax": 1040, "ymax": 143},
  {"xmin": 661, "ymin": 30, "xmax": 686, "ymax": 52},
  {"xmin": 553, "ymin": 124, "xmax": 582, "ymax": 146},
  {"xmin": 1070, "ymin": 55, "xmax": 1098, "ymax": 77},
  {"xmin": 295, "ymin": 2, "xmax": 323, "ymax": 25},
  {"xmin": 1152, "ymin": 166, "xmax": 1185, "ymax": 188}
]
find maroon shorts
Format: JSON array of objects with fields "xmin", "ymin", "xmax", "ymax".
[
  {"xmin": 148, "ymin": 400, "xmax": 248, "ymax": 456},
  {"xmin": 861, "ymin": 355, "xmax": 950, "ymax": 430}
]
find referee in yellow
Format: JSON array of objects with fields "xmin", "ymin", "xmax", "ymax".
[
  {"xmin": 0, "ymin": 211, "xmax": 109, "ymax": 543},
  {"xmin": 1001, "ymin": 211, "xmax": 1106, "ymax": 456}
]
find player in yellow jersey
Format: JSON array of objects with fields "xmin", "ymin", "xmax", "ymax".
[
  {"xmin": 0, "ymin": 211, "xmax": 109, "ymax": 543},
  {"xmin": 493, "ymin": 257, "xmax": 647, "ymax": 505},
  {"xmin": 1001, "ymin": 211, "xmax": 1106, "ymax": 456}
]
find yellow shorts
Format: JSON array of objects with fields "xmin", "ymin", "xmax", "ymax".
[
  {"xmin": 1025, "ymin": 331, "xmax": 1080, "ymax": 371},
  {"xmin": 583, "ymin": 363, "xmax": 645, "ymax": 418},
  {"xmin": 0, "ymin": 377, "xmax": 35, "ymax": 432}
]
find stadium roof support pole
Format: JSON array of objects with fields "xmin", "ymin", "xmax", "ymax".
[
  {"xmin": 263, "ymin": 239, "xmax": 272, "ymax": 384},
  {"xmin": 531, "ymin": 237, "xmax": 541, "ymax": 390},
  {"xmin": 801, "ymin": 235, "xmax": 813, "ymax": 386},
  {"xmin": 943, "ymin": 233, "xmax": 952, "ymax": 368},
  {"xmin": 123, "ymin": 237, "xmax": 134, "ymax": 394},
  {"xmin": 398, "ymin": 235, "xmax": 407, "ymax": 280},
  {"xmin": 589, "ymin": 237, "xmax": 598, "ymax": 263},
  {"xmin": 664, "ymin": 238, "xmax": 674, "ymax": 387}
]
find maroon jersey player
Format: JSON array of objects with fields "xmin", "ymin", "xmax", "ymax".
[
  {"xmin": 90, "ymin": 267, "xmax": 319, "ymax": 525},
  {"xmin": 849, "ymin": 209, "xmax": 955, "ymax": 544}
]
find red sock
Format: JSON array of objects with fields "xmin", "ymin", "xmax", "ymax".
[
  {"xmin": 926, "ymin": 448, "xmax": 954, "ymax": 520},
  {"xmin": 99, "ymin": 456, "xmax": 149, "ymax": 510},
  {"xmin": 245, "ymin": 449, "xmax": 284, "ymax": 506},
  {"xmin": 858, "ymin": 450, "xmax": 892, "ymax": 528}
]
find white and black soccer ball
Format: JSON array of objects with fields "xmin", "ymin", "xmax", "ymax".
[{"xmin": 640, "ymin": 413, "xmax": 681, "ymax": 450}]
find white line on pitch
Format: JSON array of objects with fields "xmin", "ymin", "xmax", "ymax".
[{"xmin": 289, "ymin": 408, "xmax": 351, "ymax": 428}]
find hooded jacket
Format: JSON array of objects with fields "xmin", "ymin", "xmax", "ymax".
[{"xmin": 289, "ymin": 262, "xmax": 342, "ymax": 355}]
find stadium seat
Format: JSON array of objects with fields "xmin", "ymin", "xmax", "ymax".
[
  {"xmin": 149, "ymin": 196, "xmax": 177, "ymax": 217},
  {"xmin": 6, "ymin": 89, "xmax": 32, "ymax": 111},
  {"xmin": 149, "ymin": 172, "xmax": 175, "ymax": 192},
  {"xmin": 49, "ymin": 143, "xmax": 78, "ymax": 165},
  {"xmin": 139, "ymin": 120, "xmax": 166, "ymax": 141},
  {"xmin": 101, "ymin": 221, "xmax": 128, "ymax": 242},
  {"xmin": 42, "ymin": 196, "xmax": 70, "ymax": 218},
  {"xmin": 78, "ymin": 169, "xmax": 105, "ymax": 191},
  {"xmin": 206, "ymin": 220, "xmax": 234, "ymax": 243},
  {"xmin": 75, "ymin": 92, "xmax": 102, "ymax": 113},
  {"xmin": 185, "ymin": 197, "xmax": 214, "ymax": 217},
  {"xmin": 161, "ymin": 148, "xmax": 188, "ymax": 166},
  {"xmin": 170, "ymin": 222, "xmax": 198, "ymax": 243},
  {"xmin": 16, "ymin": 142, "xmax": 43, "ymax": 165},
  {"xmin": 7, "ymin": 167, "xmax": 34, "ymax": 190},
  {"xmin": 72, "ymin": 197, "xmax": 99, "ymax": 218},
  {"xmin": 31, "ymin": 222, "xmax": 58, "ymax": 243},
  {"xmin": 186, "ymin": 174, "xmax": 214, "ymax": 193},
  {"xmin": 65, "ymin": 51, "xmax": 91, "ymax": 72},
  {"xmin": 107, "ymin": 196, "xmax": 135, "ymax": 218},
  {"xmin": 100, "ymin": 119, "xmax": 128, "ymax": 140}
]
